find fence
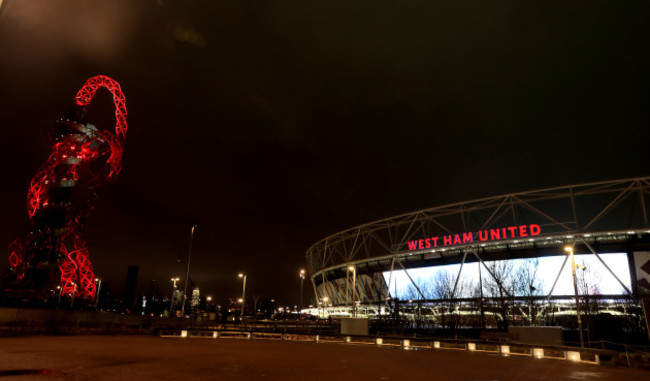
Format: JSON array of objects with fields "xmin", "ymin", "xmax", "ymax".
[{"xmin": 158, "ymin": 328, "xmax": 622, "ymax": 366}]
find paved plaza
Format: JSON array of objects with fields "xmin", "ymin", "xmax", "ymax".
[{"xmin": 0, "ymin": 335, "xmax": 647, "ymax": 380}]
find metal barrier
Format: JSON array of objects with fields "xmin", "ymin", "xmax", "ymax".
[{"xmin": 159, "ymin": 329, "xmax": 615, "ymax": 366}]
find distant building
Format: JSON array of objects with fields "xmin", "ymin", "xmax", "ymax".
[{"xmin": 191, "ymin": 287, "xmax": 200, "ymax": 308}]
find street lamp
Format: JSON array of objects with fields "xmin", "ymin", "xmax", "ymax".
[
  {"xmin": 70, "ymin": 282, "xmax": 77, "ymax": 308},
  {"xmin": 565, "ymin": 246, "xmax": 585, "ymax": 348},
  {"xmin": 56, "ymin": 285, "xmax": 62, "ymax": 310},
  {"xmin": 94, "ymin": 278, "xmax": 102, "ymax": 308},
  {"xmin": 321, "ymin": 296, "xmax": 329, "ymax": 319},
  {"xmin": 299, "ymin": 269, "xmax": 306, "ymax": 314},
  {"xmin": 170, "ymin": 277, "xmax": 180, "ymax": 315},
  {"xmin": 348, "ymin": 265, "xmax": 357, "ymax": 318},
  {"xmin": 238, "ymin": 273, "xmax": 247, "ymax": 319},
  {"xmin": 181, "ymin": 224, "xmax": 197, "ymax": 316}
]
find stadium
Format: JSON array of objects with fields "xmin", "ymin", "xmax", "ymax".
[{"xmin": 305, "ymin": 177, "xmax": 650, "ymax": 331}]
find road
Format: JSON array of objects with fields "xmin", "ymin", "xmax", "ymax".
[{"xmin": 0, "ymin": 335, "xmax": 647, "ymax": 380}]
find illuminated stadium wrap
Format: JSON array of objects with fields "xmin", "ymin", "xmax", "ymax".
[{"xmin": 306, "ymin": 177, "xmax": 650, "ymax": 311}]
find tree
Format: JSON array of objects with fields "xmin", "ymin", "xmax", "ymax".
[
  {"xmin": 513, "ymin": 258, "xmax": 544, "ymax": 325},
  {"xmin": 423, "ymin": 269, "xmax": 468, "ymax": 330},
  {"xmin": 483, "ymin": 260, "xmax": 515, "ymax": 329},
  {"xmin": 576, "ymin": 260, "xmax": 601, "ymax": 344}
]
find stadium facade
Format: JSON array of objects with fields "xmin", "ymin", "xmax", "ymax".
[{"xmin": 305, "ymin": 177, "xmax": 650, "ymax": 327}]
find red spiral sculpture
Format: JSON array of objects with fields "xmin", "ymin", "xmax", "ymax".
[{"xmin": 8, "ymin": 75, "xmax": 127, "ymax": 301}]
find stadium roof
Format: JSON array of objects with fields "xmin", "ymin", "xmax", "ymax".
[{"xmin": 307, "ymin": 177, "xmax": 650, "ymax": 276}]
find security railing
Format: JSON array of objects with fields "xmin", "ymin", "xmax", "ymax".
[{"xmin": 158, "ymin": 328, "xmax": 628, "ymax": 367}]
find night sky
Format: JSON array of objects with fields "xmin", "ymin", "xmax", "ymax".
[{"xmin": 0, "ymin": 1, "xmax": 649, "ymax": 306}]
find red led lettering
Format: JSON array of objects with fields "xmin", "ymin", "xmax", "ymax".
[
  {"xmin": 409, "ymin": 224, "xmax": 543, "ymax": 251},
  {"xmin": 519, "ymin": 225, "xmax": 528, "ymax": 237},
  {"xmin": 530, "ymin": 224, "xmax": 541, "ymax": 236}
]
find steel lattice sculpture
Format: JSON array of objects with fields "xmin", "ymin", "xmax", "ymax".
[{"xmin": 7, "ymin": 75, "xmax": 127, "ymax": 301}]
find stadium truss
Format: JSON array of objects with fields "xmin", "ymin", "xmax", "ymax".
[
  {"xmin": 7, "ymin": 75, "xmax": 127, "ymax": 301},
  {"xmin": 306, "ymin": 177, "xmax": 650, "ymax": 310}
]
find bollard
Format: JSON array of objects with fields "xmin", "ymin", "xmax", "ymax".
[
  {"xmin": 376, "ymin": 338, "xmax": 383, "ymax": 345},
  {"xmin": 213, "ymin": 331, "xmax": 218, "ymax": 339},
  {"xmin": 247, "ymin": 332, "xmax": 251, "ymax": 340},
  {"xmin": 402, "ymin": 339, "xmax": 410, "ymax": 349},
  {"xmin": 180, "ymin": 330, "xmax": 188, "ymax": 338},
  {"xmin": 467, "ymin": 343, "xmax": 476, "ymax": 351},
  {"xmin": 345, "ymin": 336, "xmax": 351, "ymax": 343},
  {"xmin": 314, "ymin": 335, "xmax": 319, "ymax": 342},
  {"xmin": 433, "ymin": 341, "xmax": 441, "ymax": 349},
  {"xmin": 500, "ymin": 345, "xmax": 510, "ymax": 356},
  {"xmin": 532, "ymin": 348, "xmax": 544, "ymax": 359}
]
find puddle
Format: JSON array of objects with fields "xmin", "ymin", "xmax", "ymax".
[{"xmin": 567, "ymin": 371, "xmax": 605, "ymax": 379}]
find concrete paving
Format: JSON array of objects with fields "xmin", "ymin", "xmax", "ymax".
[{"xmin": 0, "ymin": 335, "xmax": 647, "ymax": 380}]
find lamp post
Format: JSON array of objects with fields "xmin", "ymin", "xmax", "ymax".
[
  {"xmin": 70, "ymin": 282, "xmax": 77, "ymax": 308},
  {"xmin": 299, "ymin": 269, "xmax": 306, "ymax": 314},
  {"xmin": 238, "ymin": 273, "xmax": 247, "ymax": 319},
  {"xmin": 170, "ymin": 277, "xmax": 180, "ymax": 315},
  {"xmin": 348, "ymin": 265, "xmax": 357, "ymax": 318},
  {"xmin": 565, "ymin": 246, "xmax": 585, "ymax": 348},
  {"xmin": 320, "ymin": 296, "xmax": 329, "ymax": 319},
  {"xmin": 181, "ymin": 224, "xmax": 197, "ymax": 316},
  {"xmin": 94, "ymin": 278, "xmax": 102, "ymax": 308},
  {"xmin": 56, "ymin": 285, "xmax": 62, "ymax": 310}
]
